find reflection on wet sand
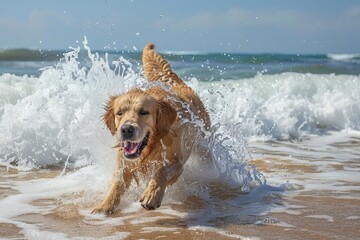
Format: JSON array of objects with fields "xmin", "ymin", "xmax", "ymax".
[{"xmin": 1, "ymin": 132, "xmax": 359, "ymax": 239}]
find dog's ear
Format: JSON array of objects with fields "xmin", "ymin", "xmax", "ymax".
[
  {"xmin": 102, "ymin": 96, "xmax": 117, "ymax": 135},
  {"xmin": 156, "ymin": 100, "xmax": 177, "ymax": 137}
]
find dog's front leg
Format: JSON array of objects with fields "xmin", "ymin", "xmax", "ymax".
[
  {"xmin": 140, "ymin": 166, "xmax": 167, "ymax": 210},
  {"xmin": 91, "ymin": 174, "xmax": 125, "ymax": 215},
  {"xmin": 140, "ymin": 162, "xmax": 182, "ymax": 210}
]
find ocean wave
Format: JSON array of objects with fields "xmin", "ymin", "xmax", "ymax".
[
  {"xmin": 327, "ymin": 53, "xmax": 360, "ymax": 61},
  {"xmin": 197, "ymin": 73, "xmax": 360, "ymax": 140},
  {"xmin": 2, "ymin": 48, "xmax": 360, "ymax": 79},
  {"xmin": 0, "ymin": 43, "xmax": 265, "ymax": 193},
  {"xmin": 0, "ymin": 46, "xmax": 133, "ymax": 170},
  {"xmin": 0, "ymin": 44, "xmax": 359, "ymax": 175}
]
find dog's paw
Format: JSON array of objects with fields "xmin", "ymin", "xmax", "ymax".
[
  {"xmin": 140, "ymin": 179, "xmax": 165, "ymax": 210},
  {"xmin": 91, "ymin": 204, "xmax": 114, "ymax": 215}
]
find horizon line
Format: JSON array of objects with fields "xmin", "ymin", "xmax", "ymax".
[{"xmin": 1, "ymin": 47, "xmax": 359, "ymax": 56}]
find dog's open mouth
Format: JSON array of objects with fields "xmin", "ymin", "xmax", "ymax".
[{"xmin": 123, "ymin": 133, "xmax": 149, "ymax": 159}]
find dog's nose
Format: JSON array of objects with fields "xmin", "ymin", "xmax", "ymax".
[{"xmin": 121, "ymin": 125, "xmax": 135, "ymax": 139}]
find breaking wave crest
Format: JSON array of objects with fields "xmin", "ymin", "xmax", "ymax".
[{"xmin": 0, "ymin": 39, "xmax": 265, "ymax": 191}]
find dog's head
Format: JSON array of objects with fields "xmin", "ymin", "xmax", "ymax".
[{"xmin": 103, "ymin": 89, "xmax": 177, "ymax": 160}]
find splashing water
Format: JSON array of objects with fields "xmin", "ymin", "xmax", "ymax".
[
  {"xmin": 1, "ymin": 39, "xmax": 359, "ymax": 240},
  {"xmin": 0, "ymin": 38, "xmax": 264, "ymax": 192}
]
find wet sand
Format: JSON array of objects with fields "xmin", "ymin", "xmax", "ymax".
[
  {"xmin": 1, "ymin": 184, "xmax": 358, "ymax": 239},
  {"xmin": 1, "ymin": 136, "xmax": 360, "ymax": 240}
]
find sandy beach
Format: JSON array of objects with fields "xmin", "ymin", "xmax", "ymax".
[{"xmin": 1, "ymin": 131, "xmax": 359, "ymax": 239}]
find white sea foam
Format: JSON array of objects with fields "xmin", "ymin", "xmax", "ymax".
[
  {"xmin": 187, "ymin": 225, "xmax": 259, "ymax": 240},
  {"xmin": 0, "ymin": 42, "xmax": 358, "ymax": 194},
  {"xmin": 306, "ymin": 215, "xmax": 334, "ymax": 222},
  {"xmin": 0, "ymin": 40, "xmax": 265, "ymax": 193},
  {"xmin": 197, "ymin": 73, "xmax": 360, "ymax": 140},
  {"xmin": 0, "ymin": 43, "xmax": 138, "ymax": 171},
  {"xmin": 0, "ymin": 42, "xmax": 267, "ymax": 234},
  {"xmin": 0, "ymin": 42, "xmax": 359, "ymax": 239},
  {"xmin": 1, "ymin": 43, "xmax": 359, "ymax": 171},
  {"xmin": 251, "ymin": 130, "xmax": 360, "ymax": 202},
  {"xmin": 327, "ymin": 53, "xmax": 360, "ymax": 61}
]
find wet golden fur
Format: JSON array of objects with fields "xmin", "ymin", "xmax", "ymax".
[{"xmin": 91, "ymin": 43, "xmax": 210, "ymax": 213}]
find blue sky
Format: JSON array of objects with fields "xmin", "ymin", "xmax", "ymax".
[{"xmin": 1, "ymin": 0, "xmax": 360, "ymax": 53}]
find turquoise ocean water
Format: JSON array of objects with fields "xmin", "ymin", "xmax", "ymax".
[{"xmin": 1, "ymin": 48, "xmax": 360, "ymax": 78}]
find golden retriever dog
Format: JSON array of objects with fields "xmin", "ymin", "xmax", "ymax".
[{"xmin": 91, "ymin": 43, "xmax": 211, "ymax": 214}]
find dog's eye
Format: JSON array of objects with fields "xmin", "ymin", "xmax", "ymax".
[
  {"xmin": 117, "ymin": 111, "xmax": 123, "ymax": 116},
  {"xmin": 139, "ymin": 110, "xmax": 149, "ymax": 115}
]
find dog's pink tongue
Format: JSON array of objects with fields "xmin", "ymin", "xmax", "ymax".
[{"xmin": 124, "ymin": 141, "xmax": 139, "ymax": 155}]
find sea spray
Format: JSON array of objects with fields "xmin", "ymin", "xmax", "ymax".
[
  {"xmin": 0, "ymin": 40, "xmax": 264, "ymax": 194},
  {"xmin": 2, "ymin": 39, "xmax": 359, "ymax": 205},
  {"xmin": 0, "ymin": 40, "xmax": 134, "ymax": 171},
  {"xmin": 1, "ymin": 42, "xmax": 359, "ymax": 240},
  {"xmin": 197, "ymin": 73, "xmax": 360, "ymax": 140}
]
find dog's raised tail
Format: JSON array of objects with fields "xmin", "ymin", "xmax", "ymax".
[{"xmin": 142, "ymin": 43, "xmax": 183, "ymax": 85}]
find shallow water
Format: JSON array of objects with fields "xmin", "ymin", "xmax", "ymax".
[
  {"xmin": 1, "ymin": 131, "xmax": 359, "ymax": 239},
  {"xmin": 1, "ymin": 42, "xmax": 359, "ymax": 239}
]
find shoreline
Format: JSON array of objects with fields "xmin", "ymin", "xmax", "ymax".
[{"xmin": 1, "ymin": 139, "xmax": 359, "ymax": 240}]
